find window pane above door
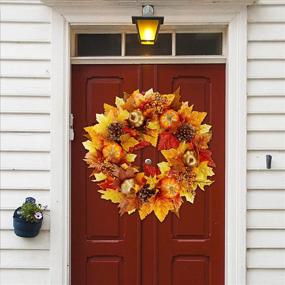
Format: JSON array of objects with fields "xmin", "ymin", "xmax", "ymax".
[
  {"xmin": 125, "ymin": 33, "xmax": 172, "ymax": 56},
  {"xmin": 77, "ymin": 34, "xmax": 122, "ymax": 56},
  {"xmin": 176, "ymin": 33, "xmax": 223, "ymax": 55}
]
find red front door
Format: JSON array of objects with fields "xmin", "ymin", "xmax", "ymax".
[{"xmin": 71, "ymin": 64, "xmax": 225, "ymax": 285}]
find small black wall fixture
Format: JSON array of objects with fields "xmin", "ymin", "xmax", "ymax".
[{"xmin": 266, "ymin": 154, "xmax": 272, "ymax": 169}]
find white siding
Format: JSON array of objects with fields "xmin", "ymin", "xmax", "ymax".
[
  {"xmin": 247, "ymin": 1, "xmax": 285, "ymax": 284},
  {"xmin": 0, "ymin": 1, "xmax": 51, "ymax": 284}
]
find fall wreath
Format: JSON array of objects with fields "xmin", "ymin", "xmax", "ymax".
[{"xmin": 83, "ymin": 89, "xmax": 215, "ymax": 222}]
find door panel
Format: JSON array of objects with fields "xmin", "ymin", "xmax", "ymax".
[
  {"xmin": 72, "ymin": 64, "xmax": 225, "ymax": 285},
  {"xmin": 156, "ymin": 65, "xmax": 225, "ymax": 285}
]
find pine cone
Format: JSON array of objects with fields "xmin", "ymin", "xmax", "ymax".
[
  {"xmin": 175, "ymin": 123, "xmax": 195, "ymax": 142},
  {"xmin": 108, "ymin": 123, "xmax": 123, "ymax": 142},
  {"xmin": 137, "ymin": 184, "xmax": 156, "ymax": 202}
]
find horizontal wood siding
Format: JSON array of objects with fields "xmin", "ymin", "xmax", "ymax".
[
  {"xmin": 247, "ymin": 1, "xmax": 285, "ymax": 284},
  {"xmin": 0, "ymin": 1, "xmax": 52, "ymax": 284}
]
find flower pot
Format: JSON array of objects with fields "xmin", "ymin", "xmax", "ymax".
[{"xmin": 13, "ymin": 207, "xmax": 43, "ymax": 238}]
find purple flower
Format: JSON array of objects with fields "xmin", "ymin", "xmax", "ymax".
[{"xmin": 34, "ymin": 212, "xmax": 43, "ymax": 220}]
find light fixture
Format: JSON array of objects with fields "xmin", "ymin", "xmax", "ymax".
[{"xmin": 132, "ymin": 5, "xmax": 164, "ymax": 45}]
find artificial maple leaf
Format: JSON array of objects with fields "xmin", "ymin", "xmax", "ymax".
[
  {"xmin": 84, "ymin": 151, "xmax": 100, "ymax": 167},
  {"xmin": 199, "ymin": 149, "xmax": 216, "ymax": 167},
  {"xmin": 139, "ymin": 200, "xmax": 154, "ymax": 220},
  {"xmin": 82, "ymin": 140, "xmax": 97, "ymax": 153},
  {"xmin": 98, "ymin": 177, "xmax": 119, "ymax": 190},
  {"xmin": 153, "ymin": 198, "xmax": 174, "ymax": 222},
  {"xmin": 157, "ymin": 132, "xmax": 180, "ymax": 150},
  {"xmin": 172, "ymin": 195, "xmax": 183, "ymax": 216},
  {"xmin": 119, "ymin": 195, "xmax": 138, "ymax": 215},
  {"xmin": 130, "ymin": 141, "xmax": 151, "ymax": 151},
  {"xmin": 143, "ymin": 164, "xmax": 160, "ymax": 177},
  {"xmin": 93, "ymin": 113, "xmax": 113, "ymax": 135},
  {"xmin": 146, "ymin": 120, "xmax": 160, "ymax": 130},
  {"xmin": 193, "ymin": 161, "xmax": 214, "ymax": 190},
  {"xmin": 115, "ymin": 97, "xmax": 125, "ymax": 108},
  {"xmin": 125, "ymin": 153, "xmax": 137, "ymax": 163},
  {"xmin": 187, "ymin": 111, "xmax": 207, "ymax": 129},
  {"xmin": 162, "ymin": 94, "xmax": 175, "ymax": 106},
  {"xmin": 199, "ymin": 124, "xmax": 212, "ymax": 134},
  {"xmin": 98, "ymin": 188, "xmax": 124, "ymax": 203},
  {"xmin": 104, "ymin": 103, "xmax": 117, "ymax": 114},
  {"xmin": 93, "ymin": 172, "xmax": 107, "ymax": 182},
  {"xmin": 170, "ymin": 87, "xmax": 182, "ymax": 111},
  {"xmin": 178, "ymin": 102, "xmax": 193, "ymax": 122},
  {"xmin": 120, "ymin": 134, "xmax": 139, "ymax": 151},
  {"xmin": 145, "ymin": 175, "xmax": 159, "ymax": 189},
  {"xmin": 194, "ymin": 132, "xmax": 212, "ymax": 149},
  {"xmin": 157, "ymin": 161, "xmax": 170, "ymax": 176},
  {"xmin": 142, "ymin": 133, "xmax": 158, "ymax": 147},
  {"xmin": 124, "ymin": 90, "xmax": 145, "ymax": 111},
  {"xmin": 182, "ymin": 190, "xmax": 196, "ymax": 203},
  {"xmin": 118, "ymin": 167, "xmax": 136, "ymax": 181}
]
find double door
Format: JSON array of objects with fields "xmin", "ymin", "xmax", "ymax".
[{"xmin": 71, "ymin": 64, "xmax": 225, "ymax": 285}]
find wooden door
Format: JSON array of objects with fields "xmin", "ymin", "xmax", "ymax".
[{"xmin": 71, "ymin": 64, "xmax": 225, "ymax": 285}]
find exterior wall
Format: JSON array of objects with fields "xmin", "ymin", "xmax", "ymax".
[
  {"xmin": 0, "ymin": 0, "xmax": 285, "ymax": 284},
  {"xmin": 247, "ymin": 1, "xmax": 285, "ymax": 284},
  {"xmin": 0, "ymin": 1, "xmax": 51, "ymax": 284}
]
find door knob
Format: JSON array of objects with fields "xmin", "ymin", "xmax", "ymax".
[{"xmin": 144, "ymin": 158, "xmax": 152, "ymax": 165}]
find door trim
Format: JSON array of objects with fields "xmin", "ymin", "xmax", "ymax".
[{"xmin": 50, "ymin": 8, "xmax": 247, "ymax": 285}]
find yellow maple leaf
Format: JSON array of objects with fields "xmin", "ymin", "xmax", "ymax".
[
  {"xmin": 187, "ymin": 111, "xmax": 207, "ymax": 128},
  {"xmin": 98, "ymin": 189, "xmax": 124, "ymax": 203},
  {"xmin": 143, "ymin": 134, "xmax": 158, "ymax": 147},
  {"xmin": 120, "ymin": 134, "xmax": 139, "ymax": 151},
  {"xmin": 157, "ymin": 162, "xmax": 170, "ymax": 176},
  {"xmin": 146, "ymin": 120, "xmax": 160, "ymax": 130},
  {"xmin": 117, "ymin": 109, "xmax": 129, "ymax": 121},
  {"xmin": 161, "ymin": 148, "xmax": 178, "ymax": 162},
  {"xmin": 178, "ymin": 102, "xmax": 193, "ymax": 119},
  {"xmin": 162, "ymin": 94, "xmax": 175, "ymax": 106},
  {"xmin": 145, "ymin": 175, "xmax": 159, "ymax": 189},
  {"xmin": 104, "ymin": 103, "xmax": 116, "ymax": 114},
  {"xmin": 115, "ymin": 97, "xmax": 125, "ymax": 108},
  {"xmin": 125, "ymin": 153, "xmax": 137, "ymax": 163},
  {"xmin": 139, "ymin": 201, "xmax": 154, "ymax": 220},
  {"xmin": 193, "ymin": 161, "xmax": 214, "ymax": 190},
  {"xmin": 199, "ymin": 124, "xmax": 212, "ymax": 134},
  {"xmin": 93, "ymin": 113, "xmax": 113, "ymax": 135},
  {"xmin": 93, "ymin": 172, "xmax": 107, "ymax": 182},
  {"xmin": 153, "ymin": 198, "xmax": 174, "ymax": 222},
  {"xmin": 82, "ymin": 140, "xmax": 97, "ymax": 153},
  {"xmin": 183, "ymin": 190, "xmax": 196, "ymax": 203}
]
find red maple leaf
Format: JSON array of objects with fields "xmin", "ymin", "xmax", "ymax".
[
  {"xmin": 130, "ymin": 141, "xmax": 151, "ymax": 151},
  {"xmin": 143, "ymin": 164, "xmax": 160, "ymax": 176},
  {"xmin": 199, "ymin": 149, "xmax": 216, "ymax": 167},
  {"xmin": 157, "ymin": 132, "xmax": 180, "ymax": 150}
]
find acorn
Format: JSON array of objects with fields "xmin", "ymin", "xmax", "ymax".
[
  {"xmin": 129, "ymin": 110, "xmax": 144, "ymax": 128},
  {"xmin": 183, "ymin": 150, "xmax": 197, "ymax": 167},
  {"xmin": 121, "ymin": 178, "xmax": 135, "ymax": 194}
]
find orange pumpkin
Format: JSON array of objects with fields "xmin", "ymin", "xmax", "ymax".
[
  {"xmin": 102, "ymin": 142, "xmax": 124, "ymax": 163},
  {"xmin": 160, "ymin": 110, "xmax": 180, "ymax": 129},
  {"xmin": 160, "ymin": 177, "xmax": 180, "ymax": 198}
]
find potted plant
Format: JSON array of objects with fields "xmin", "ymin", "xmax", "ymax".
[{"xmin": 13, "ymin": 197, "xmax": 47, "ymax": 238}]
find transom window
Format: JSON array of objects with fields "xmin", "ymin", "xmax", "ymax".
[{"xmin": 74, "ymin": 31, "xmax": 223, "ymax": 57}]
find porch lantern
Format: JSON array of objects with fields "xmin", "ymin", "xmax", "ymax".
[{"xmin": 132, "ymin": 5, "xmax": 164, "ymax": 45}]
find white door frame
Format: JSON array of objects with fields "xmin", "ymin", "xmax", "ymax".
[{"xmin": 50, "ymin": 7, "xmax": 247, "ymax": 285}]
